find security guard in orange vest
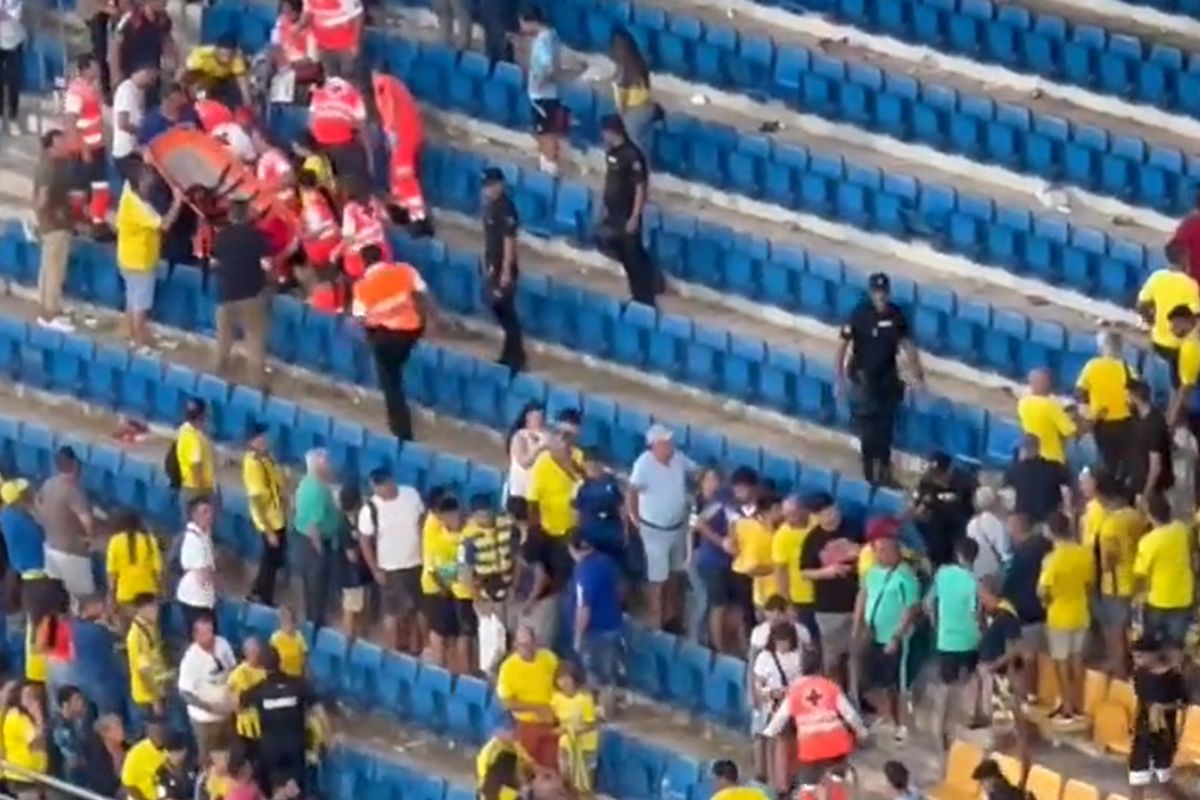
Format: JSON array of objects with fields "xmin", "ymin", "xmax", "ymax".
[
  {"xmin": 761, "ymin": 648, "xmax": 867, "ymax": 800},
  {"xmin": 350, "ymin": 244, "xmax": 433, "ymax": 440}
]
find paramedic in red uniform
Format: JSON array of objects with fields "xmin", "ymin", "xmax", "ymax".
[
  {"xmin": 351, "ymin": 245, "xmax": 434, "ymax": 441},
  {"xmin": 341, "ymin": 178, "xmax": 391, "ymax": 280},
  {"xmin": 761, "ymin": 648, "xmax": 867, "ymax": 800},
  {"xmin": 253, "ymin": 127, "xmax": 296, "ymax": 204},
  {"xmin": 298, "ymin": 169, "xmax": 341, "ymax": 272},
  {"xmin": 62, "ymin": 54, "xmax": 111, "ymax": 233},
  {"xmin": 372, "ymin": 72, "xmax": 430, "ymax": 234},
  {"xmin": 270, "ymin": 0, "xmax": 320, "ymax": 102},
  {"xmin": 308, "ymin": 75, "xmax": 369, "ymax": 187},
  {"xmin": 303, "ymin": 0, "xmax": 363, "ymax": 78}
]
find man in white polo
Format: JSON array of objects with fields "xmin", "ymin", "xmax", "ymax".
[{"xmin": 358, "ymin": 468, "xmax": 425, "ymax": 654}]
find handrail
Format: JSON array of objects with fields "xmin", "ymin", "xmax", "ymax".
[{"xmin": 0, "ymin": 759, "xmax": 116, "ymax": 800}]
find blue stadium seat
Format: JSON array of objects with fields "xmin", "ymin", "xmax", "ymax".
[
  {"xmin": 310, "ymin": 628, "xmax": 349, "ymax": 697},
  {"xmin": 412, "ymin": 665, "xmax": 452, "ymax": 734},
  {"xmin": 705, "ymin": 654, "xmax": 748, "ymax": 728},
  {"xmin": 624, "ymin": 624, "xmax": 675, "ymax": 696},
  {"xmin": 667, "ymin": 642, "xmax": 711, "ymax": 712},
  {"xmin": 243, "ymin": 603, "xmax": 279, "ymax": 643},
  {"xmin": 377, "ymin": 652, "xmax": 420, "ymax": 719},
  {"xmin": 447, "ymin": 676, "xmax": 492, "ymax": 745},
  {"xmin": 343, "ymin": 641, "xmax": 385, "ymax": 709}
]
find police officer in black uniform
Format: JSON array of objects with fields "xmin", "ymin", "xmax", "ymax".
[
  {"xmin": 835, "ymin": 272, "xmax": 924, "ymax": 486},
  {"xmin": 481, "ymin": 168, "xmax": 526, "ymax": 372},
  {"xmin": 241, "ymin": 649, "xmax": 315, "ymax": 795},
  {"xmin": 596, "ymin": 114, "xmax": 655, "ymax": 308}
]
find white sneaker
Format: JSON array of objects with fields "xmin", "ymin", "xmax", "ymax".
[
  {"xmin": 6, "ymin": 120, "xmax": 19, "ymax": 136},
  {"xmin": 37, "ymin": 315, "xmax": 75, "ymax": 332},
  {"xmin": 538, "ymin": 155, "xmax": 559, "ymax": 176},
  {"xmin": 893, "ymin": 725, "xmax": 909, "ymax": 742}
]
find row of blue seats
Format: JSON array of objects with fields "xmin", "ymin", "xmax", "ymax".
[
  {"xmin": 766, "ymin": 0, "xmax": 1200, "ymax": 119},
  {"xmin": 339, "ymin": 0, "xmax": 1200, "ymax": 218},
  {"xmin": 0, "ymin": 227, "xmax": 914, "ymax": 517},
  {"xmin": 212, "ymin": 10, "xmax": 1167, "ymax": 302}
]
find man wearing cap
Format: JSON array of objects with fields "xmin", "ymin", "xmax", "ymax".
[
  {"xmin": 1127, "ymin": 636, "xmax": 1187, "ymax": 800},
  {"xmin": 36, "ymin": 446, "xmax": 97, "ymax": 599},
  {"xmin": 598, "ymin": 114, "xmax": 655, "ymax": 308},
  {"xmin": 481, "ymin": 167, "xmax": 526, "ymax": 372},
  {"xmin": 0, "ymin": 479, "xmax": 61, "ymax": 625},
  {"xmin": 835, "ymin": 272, "xmax": 923, "ymax": 487},
  {"xmin": 628, "ymin": 423, "xmax": 695, "ymax": 629}
]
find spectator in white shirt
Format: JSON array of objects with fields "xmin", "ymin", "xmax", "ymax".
[
  {"xmin": 177, "ymin": 614, "xmax": 235, "ymax": 762},
  {"xmin": 966, "ymin": 486, "xmax": 1010, "ymax": 582},
  {"xmin": 751, "ymin": 621, "xmax": 806, "ymax": 796},
  {"xmin": 177, "ymin": 497, "xmax": 217, "ymax": 636},
  {"xmin": 505, "ymin": 402, "xmax": 549, "ymax": 522},
  {"xmin": 0, "ymin": 0, "xmax": 25, "ymax": 135},
  {"xmin": 748, "ymin": 594, "xmax": 812, "ymax": 664},
  {"xmin": 358, "ymin": 468, "xmax": 425, "ymax": 654},
  {"xmin": 112, "ymin": 67, "xmax": 157, "ymax": 177}
]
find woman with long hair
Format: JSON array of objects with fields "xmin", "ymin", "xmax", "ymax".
[
  {"xmin": 106, "ymin": 509, "xmax": 163, "ymax": 630},
  {"xmin": 751, "ymin": 622, "xmax": 803, "ymax": 794},
  {"xmin": 506, "ymin": 402, "xmax": 549, "ymax": 523},
  {"xmin": 691, "ymin": 466, "xmax": 744, "ymax": 653},
  {"xmin": 610, "ymin": 29, "xmax": 656, "ymax": 164},
  {"xmin": 2, "ymin": 681, "xmax": 48, "ymax": 799}
]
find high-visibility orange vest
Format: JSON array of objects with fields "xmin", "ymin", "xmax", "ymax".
[
  {"xmin": 351, "ymin": 262, "xmax": 424, "ymax": 332},
  {"xmin": 304, "ymin": 0, "xmax": 362, "ymax": 53},
  {"xmin": 64, "ymin": 77, "xmax": 104, "ymax": 151},
  {"xmin": 785, "ymin": 675, "xmax": 856, "ymax": 764},
  {"xmin": 308, "ymin": 78, "xmax": 364, "ymax": 146},
  {"xmin": 273, "ymin": 16, "xmax": 316, "ymax": 64},
  {"xmin": 341, "ymin": 199, "xmax": 390, "ymax": 279}
]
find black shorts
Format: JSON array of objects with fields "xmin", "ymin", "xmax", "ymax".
[
  {"xmin": 794, "ymin": 757, "xmax": 849, "ymax": 787},
  {"xmin": 699, "ymin": 564, "xmax": 741, "ymax": 606},
  {"xmin": 380, "ymin": 566, "xmax": 422, "ymax": 617},
  {"xmin": 478, "ymin": 575, "xmax": 512, "ymax": 603},
  {"xmin": 456, "ymin": 599, "xmax": 478, "ymax": 637},
  {"xmin": 867, "ymin": 642, "xmax": 903, "ymax": 691},
  {"xmin": 938, "ymin": 650, "xmax": 979, "ymax": 684},
  {"xmin": 1130, "ymin": 730, "xmax": 1177, "ymax": 777},
  {"xmin": 425, "ymin": 595, "xmax": 477, "ymax": 638},
  {"xmin": 531, "ymin": 98, "xmax": 567, "ymax": 135},
  {"xmin": 506, "ymin": 496, "xmax": 530, "ymax": 523}
]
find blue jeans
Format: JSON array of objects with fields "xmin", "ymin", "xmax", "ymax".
[
  {"xmin": 684, "ymin": 559, "xmax": 708, "ymax": 644},
  {"xmin": 579, "ymin": 629, "xmax": 622, "ymax": 689},
  {"xmin": 1144, "ymin": 605, "xmax": 1192, "ymax": 649}
]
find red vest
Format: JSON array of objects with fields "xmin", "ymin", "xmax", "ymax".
[
  {"xmin": 341, "ymin": 199, "xmax": 390, "ymax": 279},
  {"xmin": 257, "ymin": 147, "xmax": 294, "ymax": 200},
  {"xmin": 304, "ymin": 0, "xmax": 362, "ymax": 53},
  {"xmin": 308, "ymin": 79, "xmax": 364, "ymax": 146},
  {"xmin": 300, "ymin": 188, "xmax": 340, "ymax": 267},
  {"xmin": 64, "ymin": 77, "xmax": 104, "ymax": 150},
  {"xmin": 273, "ymin": 16, "xmax": 316, "ymax": 63},
  {"xmin": 785, "ymin": 675, "xmax": 855, "ymax": 764}
]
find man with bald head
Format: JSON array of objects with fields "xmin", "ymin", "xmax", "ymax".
[{"xmin": 1016, "ymin": 368, "xmax": 1078, "ymax": 465}]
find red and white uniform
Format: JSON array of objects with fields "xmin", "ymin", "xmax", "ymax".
[
  {"xmin": 271, "ymin": 15, "xmax": 318, "ymax": 65},
  {"xmin": 300, "ymin": 188, "xmax": 341, "ymax": 268},
  {"xmin": 63, "ymin": 76, "xmax": 110, "ymax": 224},
  {"xmin": 762, "ymin": 675, "xmax": 865, "ymax": 800},
  {"xmin": 257, "ymin": 147, "xmax": 295, "ymax": 202},
  {"xmin": 304, "ymin": 0, "xmax": 362, "ymax": 54},
  {"xmin": 308, "ymin": 77, "xmax": 365, "ymax": 147},
  {"xmin": 373, "ymin": 74, "xmax": 427, "ymax": 223},
  {"xmin": 195, "ymin": 98, "xmax": 235, "ymax": 134},
  {"xmin": 341, "ymin": 198, "xmax": 391, "ymax": 280}
]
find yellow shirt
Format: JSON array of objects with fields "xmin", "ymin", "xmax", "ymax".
[
  {"xmin": 24, "ymin": 625, "xmax": 46, "ymax": 685},
  {"xmin": 1095, "ymin": 506, "xmax": 1144, "ymax": 598},
  {"xmin": 1138, "ymin": 268, "xmax": 1200, "ymax": 350},
  {"xmin": 2, "ymin": 710, "xmax": 46, "ymax": 780},
  {"xmin": 421, "ymin": 522, "xmax": 471, "ymax": 599},
  {"xmin": 496, "ymin": 649, "xmax": 558, "ymax": 723},
  {"xmin": 127, "ymin": 618, "xmax": 167, "ymax": 705},
  {"xmin": 116, "ymin": 186, "xmax": 164, "ymax": 272},
  {"xmin": 270, "ymin": 630, "xmax": 307, "ymax": 678},
  {"xmin": 475, "ymin": 737, "xmax": 535, "ymax": 785},
  {"xmin": 106, "ymin": 530, "xmax": 163, "ymax": 604},
  {"xmin": 176, "ymin": 421, "xmax": 214, "ymax": 492},
  {"xmin": 301, "ymin": 155, "xmax": 334, "ymax": 189},
  {"xmin": 185, "ymin": 45, "xmax": 248, "ymax": 79},
  {"xmin": 1134, "ymin": 521, "xmax": 1195, "ymax": 610},
  {"xmin": 1081, "ymin": 499, "xmax": 1105, "ymax": 549},
  {"xmin": 228, "ymin": 662, "xmax": 267, "ymax": 739},
  {"xmin": 122, "ymin": 738, "xmax": 167, "ymax": 800},
  {"xmin": 1017, "ymin": 395, "xmax": 1077, "ymax": 464},
  {"xmin": 711, "ymin": 788, "xmax": 771, "ymax": 800},
  {"xmin": 243, "ymin": 452, "xmax": 286, "ymax": 533},
  {"xmin": 771, "ymin": 521, "xmax": 814, "ymax": 604},
  {"xmin": 731, "ymin": 517, "xmax": 778, "ymax": 607},
  {"xmin": 1179, "ymin": 334, "xmax": 1200, "ymax": 388},
  {"xmin": 550, "ymin": 690, "xmax": 598, "ymax": 753},
  {"xmin": 1037, "ymin": 540, "xmax": 1094, "ymax": 630},
  {"xmin": 527, "ymin": 450, "xmax": 581, "ymax": 537},
  {"xmin": 1076, "ymin": 356, "xmax": 1133, "ymax": 421},
  {"xmin": 205, "ymin": 773, "xmax": 232, "ymax": 800}
]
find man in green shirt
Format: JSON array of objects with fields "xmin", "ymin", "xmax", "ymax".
[{"xmin": 292, "ymin": 448, "xmax": 341, "ymax": 628}]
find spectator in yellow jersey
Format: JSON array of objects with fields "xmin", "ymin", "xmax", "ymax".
[
  {"xmin": 496, "ymin": 625, "xmax": 559, "ymax": 770},
  {"xmin": 727, "ymin": 494, "xmax": 782, "ymax": 614},
  {"xmin": 550, "ymin": 663, "xmax": 598, "ymax": 794},
  {"xmin": 126, "ymin": 593, "xmax": 169, "ymax": 717},
  {"xmin": 709, "ymin": 760, "xmax": 770, "ymax": 800},
  {"xmin": 1017, "ymin": 368, "xmax": 1078, "ymax": 464},
  {"xmin": 106, "ymin": 509, "xmax": 162, "ymax": 625},
  {"xmin": 228, "ymin": 638, "xmax": 267, "ymax": 744},
  {"xmin": 176, "ymin": 398, "xmax": 216, "ymax": 511},
  {"xmin": 421, "ymin": 495, "xmax": 475, "ymax": 673},
  {"xmin": 1137, "ymin": 248, "xmax": 1200, "ymax": 378},
  {"xmin": 1037, "ymin": 513, "xmax": 1094, "ymax": 723},
  {"xmin": 122, "ymin": 716, "xmax": 169, "ymax": 800},
  {"xmin": 771, "ymin": 494, "xmax": 814, "ymax": 632},
  {"xmin": 184, "ymin": 37, "xmax": 249, "ymax": 107},
  {"xmin": 3, "ymin": 681, "xmax": 48, "ymax": 798},
  {"xmin": 116, "ymin": 163, "xmax": 184, "ymax": 353},
  {"xmin": 1091, "ymin": 475, "xmax": 1145, "ymax": 677},
  {"xmin": 269, "ymin": 606, "xmax": 307, "ymax": 679},
  {"xmin": 244, "ymin": 424, "xmax": 287, "ymax": 605},
  {"xmin": 1133, "ymin": 493, "xmax": 1195, "ymax": 650},
  {"xmin": 527, "ymin": 414, "xmax": 584, "ymax": 540},
  {"xmin": 1075, "ymin": 328, "xmax": 1136, "ymax": 479}
]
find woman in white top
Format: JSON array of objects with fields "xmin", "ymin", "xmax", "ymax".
[
  {"xmin": 177, "ymin": 497, "xmax": 218, "ymax": 637},
  {"xmin": 0, "ymin": 0, "xmax": 24, "ymax": 134},
  {"xmin": 506, "ymin": 402, "xmax": 549, "ymax": 522},
  {"xmin": 751, "ymin": 621, "xmax": 805, "ymax": 794},
  {"xmin": 966, "ymin": 486, "xmax": 1010, "ymax": 581}
]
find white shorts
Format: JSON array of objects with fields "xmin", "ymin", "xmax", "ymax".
[{"xmin": 45, "ymin": 549, "xmax": 96, "ymax": 598}]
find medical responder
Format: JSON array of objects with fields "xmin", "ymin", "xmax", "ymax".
[
  {"xmin": 62, "ymin": 54, "xmax": 111, "ymax": 233},
  {"xmin": 308, "ymin": 75, "xmax": 369, "ymax": 186}
]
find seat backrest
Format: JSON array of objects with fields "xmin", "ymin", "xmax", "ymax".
[
  {"xmin": 1082, "ymin": 670, "xmax": 1108, "ymax": 718},
  {"xmin": 942, "ymin": 740, "xmax": 984, "ymax": 793},
  {"xmin": 1062, "ymin": 779, "xmax": 1099, "ymax": 800},
  {"xmin": 1025, "ymin": 764, "xmax": 1062, "ymax": 800},
  {"xmin": 991, "ymin": 753, "xmax": 1023, "ymax": 787},
  {"xmin": 1107, "ymin": 679, "xmax": 1136, "ymax": 716}
]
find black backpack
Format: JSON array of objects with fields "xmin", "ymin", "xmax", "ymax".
[{"xmin": 164, "ymin": 440, "xmax": 183, "ymax": 490}]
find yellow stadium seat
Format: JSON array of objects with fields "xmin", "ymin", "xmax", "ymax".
[
  {"xmin": 990, "ymin": 753, "xmax": 1024, "ymax": 787},
  {"xmin": 1062, "ymin": 780, "xmax": 1099, "ymax": 800},
  {"xmin": 1091, "ymin": 700, "xmax": 1132, "ymax": 755},
  {"xmin": 928, "ymin": 741, "xmax": 984, "ymax": 800},
  {"xmin": 1107, "ymin": 679, "xmax": 1136, "ymax": 718},
  {"xmin": 1035, "ymin": 655, "xmax": 1061, "ymax": 710},
  {"xmin": 1106, "ymin": 794, "xmax": 1129, "ymax": 800},
  {"xmin": 1082, "ymin": 670, "xmax": 1109, "ymax": 719},
  {"xmin": 1025, "ymin": 765, "xmax": 1062, "ymax": 800},
  {"xmin": 1174, "ymin": 706, "xmax": 1200, "ymax": 767}
]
